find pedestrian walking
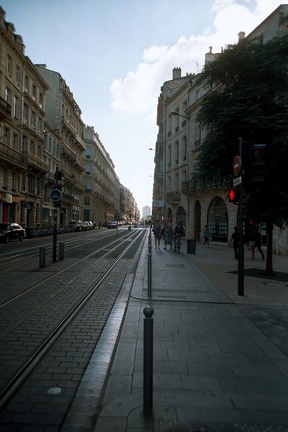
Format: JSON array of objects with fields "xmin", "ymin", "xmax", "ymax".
[
  {"xmin": 203, "ymin": 225, "xmax": 211, "ymax": 247},
  {"xmin": 248, "ymin": 228, "xmax": 256, "ymax": 260},
  {"xmin": 163, "ymin": 221, "xmax": 173, "ymax": 250},
  {"xmin": 173, "ymin": 220, "xmax": 185, "ymax": 251},
  {"xmin": 152, "ymin": 220, "xmax": 161, "ymax": 250},
  {"xmin": 255, "ymin": 229, "xmax": 265, "ymax": 260},
  {"xmin": 229, "ymin": 226, "xmax": 239, "ymax": 259}
]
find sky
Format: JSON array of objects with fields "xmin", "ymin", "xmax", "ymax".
[{"xmin": 1, "ymin": 0, "xmax": 283, "ymax": 215}]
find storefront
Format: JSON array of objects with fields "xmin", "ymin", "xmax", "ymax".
[{"xmin": 0, "ymin": 192, "xmax": 20, "ymax": 223}]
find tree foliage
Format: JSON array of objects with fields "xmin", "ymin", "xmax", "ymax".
[{"xmin": 194, "ymin": 34, "xmax": 288, "ymax": 228}]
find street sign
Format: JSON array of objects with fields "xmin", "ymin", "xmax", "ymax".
[
  {"xmin": 233, "ymin": 176, "xmax": 242, "ymax": 187},
  {"xmin": 233, "ymin": 155, "xmax": 241, "ymax": 176},
  {"xmin": 50, "ymin": 189, "xmax": 62, "ymax": 202}
]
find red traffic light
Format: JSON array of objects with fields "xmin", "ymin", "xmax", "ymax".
[
  {"xmin": 228, "ymin": 189, "xmax": 240, "ymax": 204},
  {"xmin": 229, "ymin": 190, "xmax": 236, "ymax": 201}
]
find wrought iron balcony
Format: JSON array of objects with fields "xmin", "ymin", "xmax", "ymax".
[
  {"xmin": 0, "ymin": 142, "xmax": 27, "ymax": 169},
  {"xmin": 166, "ymin": 191, "xmax": 180, "ymax": 203},
  {"xmin": 0, "ymin": 97, "xmax": 11, "ymax": 120}
]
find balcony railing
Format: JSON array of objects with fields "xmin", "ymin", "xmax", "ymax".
[
  {"xmin": 75, "ymin": 133, "xmax": 85, "ymax": 151},
  {"xmin": 23, "ymin": 151, "xmax": 49, "ymax": 173},
  {"xmin": 62, "ymin": 142, "xmax": 76, "ymax": 160},
  {"xmin": 0, "ymin": 97, "xmax": 11, "ymax": 120},
  {"xmin": 0, "ymin": 142, "xmax": 27, "ymax": 169},
  {"xmin": 166, "ymin": 191, "xmax": 180, "ymax": 203}
]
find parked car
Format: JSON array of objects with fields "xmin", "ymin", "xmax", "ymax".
[
  {"xmin": 107, "ymin": 221, "xmax": 117, "ymax": 229},
  {"xmin": 69, "ymin": 220, "xmax": 83, "ymax": 232},
  {"xmin": 0, "ymin": 223, "xmax": 26, "ymax": 243},
  {"xmin": 82, "ymin": 221, "xmax": 93, "ymax": 231}
]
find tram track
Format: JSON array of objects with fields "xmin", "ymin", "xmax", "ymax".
[
  {"xmin": 0, "ymin": 229, "xmax": 138, "ymax": 310},
  {"xmin": 0, "ymin": 228, "xmax": 146, "ymax": 430},
  {"xmin": 0, "ymin": 229, "xmax": 127, "ymax": 272}
]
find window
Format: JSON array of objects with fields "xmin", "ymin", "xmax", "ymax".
[
  {"xmin": 37, "ymin": 177, "xmax": 41, "ymax": 195},
  {"xmin": 5, "ymin": 87, "xmax": 11, "ymax": 103},
  {"xmin": 3, "ymin": 169, "xmax": 8, "ymax": 189},
  {"xmin": 3, "ymin": 128, "xmax": 9, "ymax": 145},
  {"xmin": 86, "ymin": 147, "xmax": 91, "ymax": 158},
  {"xmin": 13, "ymin": 133, "xmax": 18, "ymax": 150},
  {"xmin": 38, "ymin": 117, "xmax": 43, "ymax": 133},
  {"xmin": 31, "ymin": 111, "xmax": 35, "ymax": 128},
  {"xmin": 28, "ymin": 174, "xmax": 34, "ymax": 194},
  {"xmin": 85, "ymin": 163, "xmax": 91, "ymax": 174},
  {"xmin": 21, "ymin": 135, "xmax": 27, "ymax": 152},
  {"xmin": 23, "ymin": 103, "xmax": 28, "ymax": 123},
  {"xmin": 168, "ymin": 145, "xmax": 171, "ymax": 167},
  {"xmin": 12, "ymin": 172, "xmax": 16, "ymax": 191},
  {"xmin": 182, "ymin": 136, "xmax": 187, "ymax": 161},
  {"xmin": 175, "ymin": 173, "xmax": 179, "ymax": 191},
  {"xmin": 15, "ymin": 65, "xmax": 20, "ymax": 84},
  {"xmin": 32, "ymin": 84, "xmax": 37, "ymax": 100},
  {"xmin": 39, "ymin": 93, "xmax": 43, "ymax": 108},
  {"xmin": 84, "ymin": 196, "xmax": 90, "ymax": 205},
  {"xmin": 13, "ymin": 96, "xmax": 18, "ymax": 119},
  {"xmin": 7, "ymin": 54, "xmax": 12, "ymax": 76},
  {"xmin": 30, "ymin": 140, "xmax": 35, "ymax": 154},
  {"xmin": 175, "ymin": 141, "xmax": 179, "ymax": 165},
  {"xmin": 21, "ymin": 172, "xmax": 26, "ymax": 191},
  {"xmin": 24, "ymin": 75, "xmax": 29, "ymax": 92}
]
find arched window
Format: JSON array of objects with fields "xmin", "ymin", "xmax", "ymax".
[{"xmin": 208, "ymin": 197, "xmax": 228, "ymax": 241}]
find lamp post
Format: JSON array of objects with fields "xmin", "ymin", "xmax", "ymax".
[{"xmin": 171, "ymin": 111, "xmax": 190, "ymax": 120}]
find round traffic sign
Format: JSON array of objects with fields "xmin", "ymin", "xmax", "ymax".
[
  {"xmin": 50, "ymin": 189, "xmax": 62, "ymax": 202},
  {"xmin": 233, "ymin": 155, "xmax": 241, "ymax": 176}
]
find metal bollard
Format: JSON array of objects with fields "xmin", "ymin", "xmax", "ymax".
[
  {"xmin": 39, "ymin": 247, "xmax": 45, "ymax": 268},
  {"xmin": 143, "ymin": 305, "xmax": 154, "ymax": 416},
  {"xmin": 59, "ymin": 242, "xmax": 64, "ymax": 260}
]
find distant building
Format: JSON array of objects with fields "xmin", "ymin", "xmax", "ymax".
[
  {"xmin": 142, "ymin": 206, "xmax": 150, "ymax": 219},
  {"xmin": 83, "ymin": 126, "xmax": 120, "ymax": 224}
]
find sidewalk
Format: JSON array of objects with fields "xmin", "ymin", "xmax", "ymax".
[{"xmin": 94, "ymin": 236, "xmax": 288, "ymax": 432}]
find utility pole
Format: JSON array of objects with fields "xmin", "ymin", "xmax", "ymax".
[{"xmin": 238, "ymin": 137, "xmax": 244, "ymax": 296}]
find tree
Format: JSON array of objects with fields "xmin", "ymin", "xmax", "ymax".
[{"xmin": 194, "ymin": 35, "xmax": 288, "ymax": 275}]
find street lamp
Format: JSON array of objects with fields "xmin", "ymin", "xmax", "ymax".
[{"xmin": 171, "ymin": 111, "xmax": 190, "ymax": 120}]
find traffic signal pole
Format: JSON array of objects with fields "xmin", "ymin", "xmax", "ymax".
[{"xmin": 238, "ymin": 137, "xmax": 244, "ymax": 296}]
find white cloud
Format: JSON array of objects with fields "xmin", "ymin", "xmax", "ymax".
[{"xmin": 109, "ymin": 0, "xmax": 282, "ymax": 118}]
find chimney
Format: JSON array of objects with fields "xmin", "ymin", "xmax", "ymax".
[
  {"xmin": 172, "ymin": 67, "xmax": 181, "ymax": 80},
  {"xmin": 205, "ymin": 46, "xmax": 215, "ymax": 65},
  {"xmin": 238, "ymin": 31, "xmax": 245, "ymax": 42}
]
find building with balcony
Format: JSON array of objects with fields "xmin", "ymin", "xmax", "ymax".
[
  {"xmin": 153, "ymin": 5, "xmax": 288, "ymax": 254},
  {"xmin": 0, "ymin": 6, "xmax": 49, "ymax": 226},
  {"xmin": 83, "ymin": 125, "xmax": 120, "ymax": 225},
  {"xmin": 35, "ymin": 65, "xmax": 85, "ymax": 224}
]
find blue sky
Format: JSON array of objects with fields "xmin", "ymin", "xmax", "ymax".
[{"xmin": 1, "ymin": 0, "xmax": 282, "ymax": 215}]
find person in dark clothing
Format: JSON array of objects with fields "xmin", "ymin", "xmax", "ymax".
[
  {"xmin": 229, "ymin": 226, "xmax": 239, "ymax": 260},
  {"xmin": 255, "ymin": 229, "xmax": 265, "ymax": 260}
]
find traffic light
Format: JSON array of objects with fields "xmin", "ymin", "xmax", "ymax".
[
  {"xmin": 228, "ymin": 188, "xmax": 240, "ymax": 204},
  {"xmin": 251, "ymin": 143, "xmax": 266, "ymax": 186}
]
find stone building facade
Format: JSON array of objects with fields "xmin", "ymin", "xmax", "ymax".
[
  {"xmin": 153, "ymin": 5, "xmax": 288, "ymax": 255},
  {"xmin": 35, "ymin": 65, "xmax": 86, "ymax": 226},
  {"xmin": 0, "ymin": 6, "xmax": 139, "ymax": 228},
  {"xmin": 83, "ymin": 126, "xmax": 120, "ymax": 225},
  {"xmin": 0, "ymin": 6, "xmax": 49, "ymax": 227}
]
